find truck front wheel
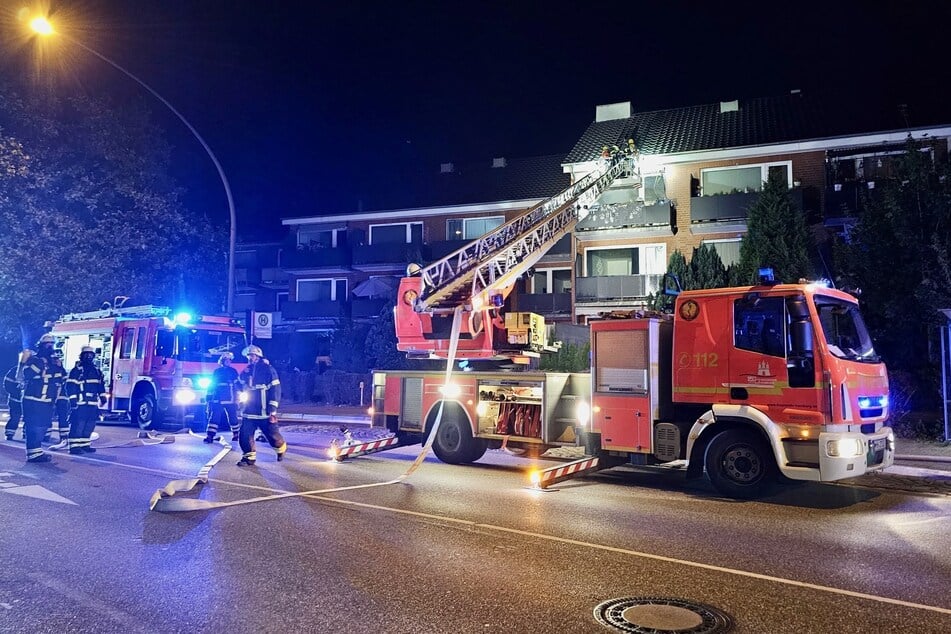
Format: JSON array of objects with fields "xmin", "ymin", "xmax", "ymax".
[
  {"xmin": 705, "ymin": 429, "xmax": 775, "ymax": 499},
  {"xmin": 432, "ymin": 416, "xmax": 483, "ymax": 464},
  {"xmin": 131, "ymin": 393, "xmax": 158, "ymax": 430}
]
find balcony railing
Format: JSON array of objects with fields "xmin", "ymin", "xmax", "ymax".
[
  {"xmin": 352, "ymin": 298, "xmax": 390, "ymax": 319},
  {"xmin": 575, "ymin": 274, "xmax": 664, "ymax": 302},
  {"xmin": 281, "ymin": 300, "xmax": 348, "ymax": 320},
  {"xmin": 260, "ymin": 267, "xmax": 288, "ymax": 284},
  {"xmin": 691, "ymin": 188, "xmax": 803, "ymax": 224},
  {"xmin": 517, "ymin": 292, "xmax": 572, "ymax": 315},
  {"xmin": 352, "ymin": 242, "xmax": 425, "ymax": 267},
  {"xmin": 576, "ymin": 201, "xmax": 673, "ymax": 231},
  {"xmin": 283, "ymin": 247, "xmax": 351, "ymax": 270},
  {"xmin": 824, "ymin": 181, "xmax": 878, "ymax": 221}
]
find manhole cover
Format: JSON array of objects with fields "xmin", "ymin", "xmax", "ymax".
[{"xmin": 594, "ymin": 597, "xmax": 733, "ymax": 633}]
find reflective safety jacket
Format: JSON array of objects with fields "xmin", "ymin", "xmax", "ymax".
[
  {"xmin": 22, "ymin": 354, "xmax": 66, "ymax": 404},
  {"xmin": 65, "ymin": 362, "xmax": 106, "ymax": 407},
  {"xmin": 3, "ymin": 366, "xmax": 22, "ymax": 403},
  {"xmin": 239, "ymin": 359, "xmax": 281, "ymax": 419},
  {"xmin": 208, "ymin": 365, "xmax": 241, "ymax": 405}
]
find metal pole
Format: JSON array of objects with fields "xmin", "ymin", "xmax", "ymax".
[
  {"xmin": 943, "ymin": 324, "xmax": 949, "ymax": 442},
  {"xmin": 66, "ymin": 36, "xmax": 236, "ymax": 315}
]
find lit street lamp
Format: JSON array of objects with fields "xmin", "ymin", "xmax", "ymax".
[{"xmin": 27, "ymin": 15, "xmax": 237, "ymax": 315}]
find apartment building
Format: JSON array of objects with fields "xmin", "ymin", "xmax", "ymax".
[{"xmin": 235, "ymin": 92, "xmax": 951, "ymax": 341}]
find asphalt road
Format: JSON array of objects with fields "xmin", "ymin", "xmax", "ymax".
[{"xmin": 1, "ymin": 423, "xmax": 949, "ymax": 633}]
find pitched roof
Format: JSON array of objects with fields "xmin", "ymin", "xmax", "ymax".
[
  {"xmin": 355, "ymin": 154, "xmax": 570, "ymax": 212},
  {"xmin": 564, "ymin": 92, "xmax": 947, "ymax": 163}
]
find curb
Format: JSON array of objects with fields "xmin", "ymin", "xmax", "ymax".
[{"xmin": 278, "ymin": 414, "xmax": 371, "ymax": 426}]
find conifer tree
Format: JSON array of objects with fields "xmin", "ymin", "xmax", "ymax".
[{"xmin": 736, "ymin": 169, "xmax": 813, "ymax": 284}]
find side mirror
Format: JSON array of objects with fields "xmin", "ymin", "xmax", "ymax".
[
  {"xmin": 662, "ymin": 273, "xmax": 682, "ymax": 297},
  {"xmin": 790, "ymin": 319, "xmax": 813, "ymax": 357}
]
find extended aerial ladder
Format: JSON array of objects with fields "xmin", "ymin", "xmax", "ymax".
[{"xmin": 394, "ymin": 151, "xmax": 639, "ymax": 360}]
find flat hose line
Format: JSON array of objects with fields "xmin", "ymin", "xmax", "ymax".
[{"xmin": 149, "ymin": 306, "xmax": 465, "ymax": 512}]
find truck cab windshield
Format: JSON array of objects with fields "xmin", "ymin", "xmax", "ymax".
[
  {"xmin": 814, "ymin": 296, "xmax": 879, "ymax": 363},
  {"xmin": 157, "ymin": 327, "xmax": 248, "ymax": 363}
]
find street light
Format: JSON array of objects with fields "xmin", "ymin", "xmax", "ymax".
[{"xmin": 27, "ymin": 15, "xmax": 237, "ymax": 315}]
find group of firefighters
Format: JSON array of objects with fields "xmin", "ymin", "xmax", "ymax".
[{"xmin": 2, "ymin": 338, "xmax": 287, "ymax": 467}]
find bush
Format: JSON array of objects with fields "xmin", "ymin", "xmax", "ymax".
[
  {"xmin": 888, "ymin": 370, "xmax": 946, "ymax": 440},
  {"xmin": 311, "ymin": 370, "xmax": 372, "ymax": 406}
]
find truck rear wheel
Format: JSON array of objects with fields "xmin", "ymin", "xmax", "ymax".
[
  {"xmin": 131, "ymin": 393, "xmax": 158, "ymax": 430},
  {"xmin": 705, "ymin": 429, "xmax": 775, "ymax": 499},
  {"xmin": 432, "ymin": 415, "xmax": 483, "ymax": 464}
]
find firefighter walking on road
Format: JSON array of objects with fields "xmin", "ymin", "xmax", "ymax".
[
  {"xmin": 236, "ymin": 345, "xmax": 287, "ymax": 466},
  {"xmin": 3, "ymin": 352, "xmax": 28, "ymax": 441},
  {"xmin": 65, "ymin": 346, "xmax": 105, "ymax": 454},
  {"xmin": 21, "ymin": 335, "xmax": 66, "ymax": 463},
  {"xmin": 51, "ymin": 353, "xmax": 71, "ymax": 444},
  {"xmin": 205, "ymin": 352, "xmax": 241, "ymax": 443}
]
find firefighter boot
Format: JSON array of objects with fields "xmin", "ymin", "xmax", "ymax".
[
  {"xmin": 236, "ymin": 456, "xmax": 256, "ymax": 467},
  {"xmin": 276, "ymin": 442, "xmax": 287, "ymax": 462},
  {"xmin": 70, "ymin": 448, "xmax": 84, "ymax": 455},
  {"xmin": 82, "ymin": 447, "xmax": 96, "ymax": 454},
  {"xmin": 203, "ymin": 434, "xmax": 218, "ymax": 444},
  {"xmin": 28, "ymin": 454, "xmax": 52, "ymax": 463}
]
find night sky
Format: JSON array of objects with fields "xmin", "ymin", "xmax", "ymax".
[{"xmin": 5, "ymin": 1, "xmax": 950, "ymax": 239}]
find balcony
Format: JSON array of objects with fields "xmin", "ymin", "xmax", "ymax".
[
  {"xmin": 352, "ymin": 242, "xmax": 425, "ymax": 270},
  {"xmin": 575, "ymin": 274, "xmax": 664, "ymax": 302},
  {"xmin": 516, "ymin": 292, "xmax": 572, "ymax": 315},
  {"xmin": 690, "ymin": 188, "xmax": 804, "ymax": 225},
  {"xmin": 824, "ymin": 181, "xmax": 879, "ymax": 224},
  {"xmin": 260, "ymin": 267, "xmax": 288, "ymax": 285},
  {"xmin": 283, "ymin": 247, "xmax": 351, "ymax": 271},
  {"xmin": 576, "ymin": 201, "xmax": 673, "ymax": 232},
  {"xmin": 281, "ymin": 300, "xmax": 348, "ymax": 320}
]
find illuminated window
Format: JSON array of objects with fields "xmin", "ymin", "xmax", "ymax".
[
  {"xmin": 701, "ymin": 161, "xmax": 791, "ymax": 196},
  {"xmin": 446, "ymin": 216, "xmax": 504, "ymax": 240}
]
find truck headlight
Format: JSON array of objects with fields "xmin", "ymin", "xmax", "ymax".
[
  {"xmin": 197, "ymin": 376, "xmax": 212, "ymax": 390},
  {"xmin": 174, "ymin": 388, "xmax": 197, "ymax": 405},
  {"xmin": 439, "ymin": 383, "xmax": 461, "ymax": 398},
  {"xmin": 827, "ymin": 438, "xmax": 862, "ymax": 458}
]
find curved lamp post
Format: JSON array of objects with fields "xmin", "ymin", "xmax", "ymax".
[{"xmin": 28, "ymin": 16, "xmax": 237, "ymax": 315}]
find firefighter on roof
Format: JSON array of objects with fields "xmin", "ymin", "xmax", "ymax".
[
  {"xmin": 3, "ymin": 351, "xmax": 28, "ymax": 441},
  {"xmin": 236, "ymin": 345, "xmax": 287, "ymax": 466},
  {"xmin": 65, "ymin": 346, "xmax": 105, "ymax": 454},
  {"xmin": 21, "ymin": 335, "xmax": 66, "ymax": 463},
  {"xmin": 205, "ymin": 352, "xmax": 241, "ymax": 443}
]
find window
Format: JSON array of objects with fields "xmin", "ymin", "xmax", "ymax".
[
  {"xmin": 135, "ymin": 327, "xmax": 147, "ymax": 359},
  {"xmin": 369, "ymin": 222, "xmax": 422, "ymax": 245},
  {"xmin": 235, "ymin": 250, "xmax": 256, "ymax": 268},
  {"xmin": 297, "ymin": 227, "xmax": 339, "ymax": 249},
  {"xmin": 701, "ymin": 162, "xmax": 792, "ymax": 196},
  {"xmin": 642, "ymin": 174, "xmax": 667, "ymax": 204},
  {"xmin": 702, "ymin": 239, "xmax": 742, "ymax": 267},
  {"xmin": 277, "ymin": 292, "xmax": 289, "ymax": 312},
  {"xmin": 531, "ymin": 268, "xmax": 571, "ymax": 294},
  {"xmin": 586, "ymin": 245, "xmax": 666, "ymax": 276},
  {"xmin": 446, "ymin": 216, "xmax": 504, "ymax": 240},
  {"xmin": 297, "ymin": 278, "xmax": 347, "ymax": 301},
  {"xmin": 734, "ymin": 296, "xmax": 786, "ymax": 358},
  {"xmin": 119, "ymin": 329, "xmax": 135, "ymax": 359}
]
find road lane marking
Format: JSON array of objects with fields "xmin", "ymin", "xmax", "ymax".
[{"xmin": 1, "ymin": 484, "xmax": 77, "ymax": 505}]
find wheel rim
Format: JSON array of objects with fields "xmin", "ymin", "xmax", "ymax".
[
  {"xmin": 136, "ymin": 400, "xmax": 153, "ymax": 425},
  {"xmin": 438, "ymin": 424, "xmax": 461, "ymax": 452},
  {"xmin": 721, "ymin": 445, "xmax": 762, "ymax": 484}
]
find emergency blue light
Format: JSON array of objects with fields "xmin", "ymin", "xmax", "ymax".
[
  {"xmin": 758, "ymin": 268, "xmax": 775, "ymax": 284},
  {"xmin": 197, "ymin": 376, "xmax": 212, "ymax": 389},
  {"xmin": 174, "ymin": 312, "xmax": 193, "ymax": 325}
]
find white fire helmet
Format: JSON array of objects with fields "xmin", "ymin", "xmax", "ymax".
[
  {"xmin": 245, "ymin": 345, "xmax": 264, "ymax": 358},
  {"xmin": 81, "ymin": 346, "xmax": 96, "ymax": 355},
  {"xmin": 219, "ymin": 351, "xmax": 234, "ymax": 364}
]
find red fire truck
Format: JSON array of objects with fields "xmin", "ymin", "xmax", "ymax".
[
  {"xmin": 48, "ymin": 304, "xmax": 248, "ymax": 428},
  {"xmin": 373, "ymin": 151, "xmax": 895, "ymax": 498}
]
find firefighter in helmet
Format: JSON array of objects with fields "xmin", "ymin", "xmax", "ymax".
[
  {"xmin": 204, "ymin": 352, "xmax": 242, "ymax": 443},
  {"xmin": 65, "ymin": 345, "xmax": 105, "ymax": 454},
  {"xmin": 50, "ymin": 351, "xmax": 71, "ymax": 445},
  {"xmin": 236, "ymin": 344, "xmax": 287, "ymax": 466},
  {"xmin": 3, "ymin": 350, "xmax": 29, "ymax": 441},
  {"xmin": 21, "ymin": 334, "xmax": 66, "ymax": 463}
]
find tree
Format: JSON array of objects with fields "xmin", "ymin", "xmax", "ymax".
[
  {"xmin": 364, "ymin": 303, "xmax": 414, "ymax": 370},
  {"xmin": 0, "ymin": 81, "xmax": 226, "ymax": 345},
  {"xmin": 330, "ymin": 317, "xmax": 369, "ymax": 373},
  {"xmin": 836, "ymin": 139, "xmax": 951, "ymax": 411},
  {"xmin": 736, "ymin": 169, "xmax": 813, "ymax": 284},
  {"xmin": 687, "ymin": 243, "xmax": 728, "ymax": 289}
]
